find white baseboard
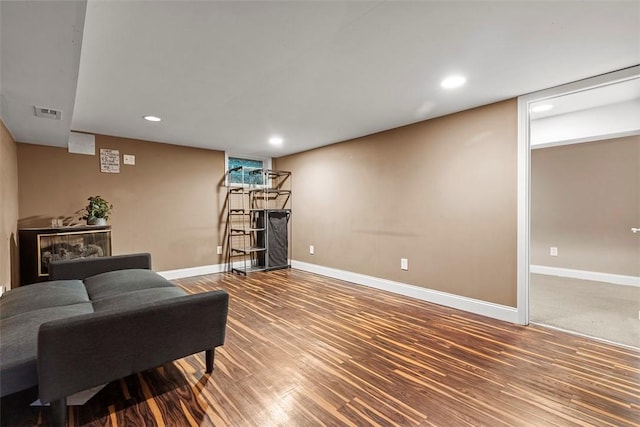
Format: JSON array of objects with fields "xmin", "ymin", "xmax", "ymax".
[
  {"xmin": 291, "ymin": 260, "xmax": 518, "ymax": 323},
  {"xmin": 530, "ymin": 265, "xmax": 640, "ymax": 287},
  {"xmin": 158, "ymin": 260, "xmax": 257, "ymax": 280},
  {"xmin": 158, "ymin": 260, "xmax": 520, "ymax": 323},
  {"xmin": 158, "ymin": 263, "xmax": 226, "ymax": 280}
]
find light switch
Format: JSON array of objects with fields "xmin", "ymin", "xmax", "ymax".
[{"xmin": 123, "ymin": 154, "xmax": 135, "ymax": 165}]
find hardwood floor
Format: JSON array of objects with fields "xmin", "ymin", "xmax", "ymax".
[{"xmin": 2, "ymin": 269, "xmax": 639, "ymax": 426}]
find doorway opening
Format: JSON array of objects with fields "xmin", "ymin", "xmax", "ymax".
[{"xmin": 517, "ymin": 66, "xmax": 640, "ymax": 348}]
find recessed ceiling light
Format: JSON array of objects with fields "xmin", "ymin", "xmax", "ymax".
[
  {"xmin": 441, "ymin": 75, "xmax": 466, "ymax": 89},
  {"xmin": 269, "ymin": 136, "xmax": 283, "ymax": 146},
  {"xmin": 143, "ymin": 115, "xmax": 162, "ymax": 122},
  {"xmin": 530, "ymin": 104, "xmax": 553, "ymax": 113}
]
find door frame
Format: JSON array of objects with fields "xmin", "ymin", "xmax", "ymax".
[{"xmin": 516, "ymin": 65, "xmax": 640, "ymax": 325}]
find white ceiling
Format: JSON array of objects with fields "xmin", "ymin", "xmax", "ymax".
[
  {"xmin": 1, "ymin": 0, "xmax": 86, "ymax": 148},
  {"xmin": 2, "ymin": 1, "xmax": 639, "ymax": 157}
]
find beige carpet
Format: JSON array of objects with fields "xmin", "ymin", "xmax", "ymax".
[{"xmin": 530, "ymin": 273, "xmax": 640, "ymax": 349}]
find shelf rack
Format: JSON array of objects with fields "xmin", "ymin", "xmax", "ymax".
[{"xmin": 225, "ymin": 167, "xmax": 291, "ymax": 275}]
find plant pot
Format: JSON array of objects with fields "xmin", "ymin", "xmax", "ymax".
[{"xmin": 88, "ymin": 218, "xmax": 107, "ymax": 226}]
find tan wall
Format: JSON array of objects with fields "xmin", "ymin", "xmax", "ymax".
[
  {"xmin": 531, "ymin": 136, "xmax": 640, "ymax": 276},
  {"xmin": 1, "ymin": 119, "xmax": 20, "ymax": 289},
  {"xmin": 17, "ymin": 134, "xmax": 227, "ymax": 272},
  {"xmin": 275, "ymin": 100, "xmax": 518, "ymax": 307}
]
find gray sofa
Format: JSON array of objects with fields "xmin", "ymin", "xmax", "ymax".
[{"xmin": 0, "ymin": 253, "xmax": 229, "ymax": 426}]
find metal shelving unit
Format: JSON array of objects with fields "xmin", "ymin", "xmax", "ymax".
[{"xmin": 226, "ymin": 167, "xmax": 291, "ymax": 275}]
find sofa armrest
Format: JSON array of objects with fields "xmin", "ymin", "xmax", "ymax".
[
  {"xmin": 48, "ymin": 253, "xmax": 152, "ymax": 280},
  {"xmin": 37, "ymin": 289, "xmax": 229, "ymax": 403}
]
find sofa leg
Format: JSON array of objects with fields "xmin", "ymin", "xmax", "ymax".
[
  {"xmin": 50, "ymin": 397, "xmax": 68, "ymax": 427},
  {"xmin": 206, "ymin": 349, "xmax": 214, "ymax": 373}
]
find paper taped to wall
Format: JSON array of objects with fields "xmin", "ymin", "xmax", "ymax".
[{"xmin": 100, "ymin": 149, "xmax": 120, "ymax": 173}]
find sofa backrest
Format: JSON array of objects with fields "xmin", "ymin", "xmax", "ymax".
[{"xmin": 49, "ymin": 253, "xmax": 152, "ymax": 280}]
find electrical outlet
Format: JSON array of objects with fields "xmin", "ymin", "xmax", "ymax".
[
  {"xmin": 216, "ymin": 246, "xmax": 223, "ymax": 255},
  {"xmin": 401, "ymin": 258, "xmax": 408, "ymax": 270},
  {"xmin": 550, "ymin": 247, "xmax": 558, "ymax": 257},
  {"xmin": 309, "ymin": 245, "xmax": 314, "ymax": 255}
]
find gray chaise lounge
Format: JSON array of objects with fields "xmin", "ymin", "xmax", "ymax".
[{"xmin": 0, "ymin": 253, "xmax": 229, "ymax": 426}]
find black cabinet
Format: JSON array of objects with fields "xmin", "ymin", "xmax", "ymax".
[{"xmin": 19, "ymin": 226, "xmax": 112, "ymax": 285}]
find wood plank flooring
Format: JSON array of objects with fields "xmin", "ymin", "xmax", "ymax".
[{"xmin": 2, "ymin": 269, "xmax": 639, "ymax": 426}]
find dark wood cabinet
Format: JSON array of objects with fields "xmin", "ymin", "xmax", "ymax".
[{"xmin": 19, "ymin": 226, "xmax": 112, "ymax": 285}]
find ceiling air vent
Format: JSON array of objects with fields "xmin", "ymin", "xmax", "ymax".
[{"xmin": 34, "ymin": 106, "xmax": 62, "ymax": 120}]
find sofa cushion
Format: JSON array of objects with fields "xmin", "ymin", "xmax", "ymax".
[
  {"xmin": 83, "ymin": 269, "xmax": 175, "ymax": 301},
  {"xmin": 0, "ymin": 280, "xmax": 89, "ymax": 320},
  {"xmin": 92, "ymin": 287, "xmax": 188, "ymax": 312},
  {"xmin": 0, "ymin": 303, "xmax": 94, "ymax": 397},
  {"xmin": 0, "ymin": 281, "xmax": 93, "ymax": 396}
]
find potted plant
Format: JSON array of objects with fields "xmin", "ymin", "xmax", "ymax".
[{"xmin": 80, "ymin": 195, "xmax": 113, "ymax": 226}]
